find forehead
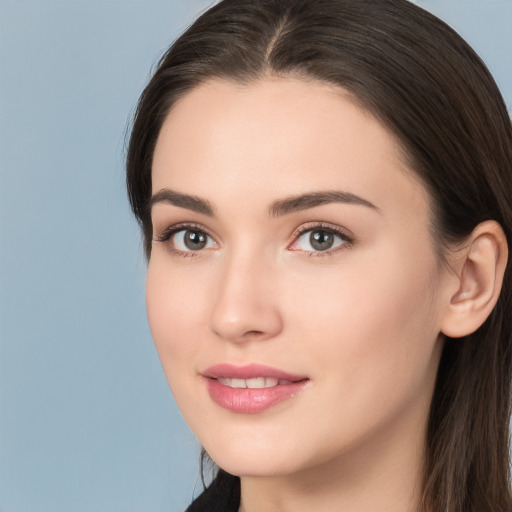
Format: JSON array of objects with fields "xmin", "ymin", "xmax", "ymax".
[{"xmin": 152, "ymin": 77, "xmax": 430, "ymax": 220}]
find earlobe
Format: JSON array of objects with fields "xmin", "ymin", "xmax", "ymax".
[{"xmin": 440, "ymin": 220, "xmax": 508, "ymax": 338}]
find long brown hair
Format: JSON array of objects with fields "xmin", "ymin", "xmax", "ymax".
[{"xmin": 126, "ymin": 1, "xmax": 512, "ymax": 510}]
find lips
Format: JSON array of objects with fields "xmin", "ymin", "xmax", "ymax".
[
  {"xmin": 217, "ymin": 377, "xmax": 292, "ymax": 388},
  {"xmin": 202, "ymin": 364, "xmax": 309, "ymax": 414}
]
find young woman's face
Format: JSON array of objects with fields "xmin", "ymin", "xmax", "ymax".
[{"xmin": 147, "ymin": 78, "xmax": 452, "ymax": 478}]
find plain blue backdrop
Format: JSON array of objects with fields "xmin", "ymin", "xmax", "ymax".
[{"xmin": 1, "ymin": 1, "xmax": 511, "ymax": 511}]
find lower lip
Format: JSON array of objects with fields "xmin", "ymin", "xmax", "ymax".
[{"xmin": 205, "ymin": 378, "xmax": 308, "ymax": 414}]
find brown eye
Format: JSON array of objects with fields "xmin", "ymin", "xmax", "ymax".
[
  {"xmin": 183, "ymin": 230, "xmax": 208, "ymax": 250},
  {"xmin": 169, "ymin": 228, "xmax": 216, "ymax": 252},
  {"xmin": 309, "ymin": 230, "xmax": 335, "ymax": 251}
]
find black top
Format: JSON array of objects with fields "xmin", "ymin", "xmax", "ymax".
[{"xmin": 185, "ymin": 471, "xmax": 240, "ymax": 512}]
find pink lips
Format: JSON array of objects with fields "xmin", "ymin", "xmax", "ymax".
[{"xmin": 203, "ymin": 364, "xmax": 309, "ymax": 414}]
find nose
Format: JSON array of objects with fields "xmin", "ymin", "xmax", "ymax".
[{"xmin": 209, "ymin": 250, "xmax": 283, "ymax": 343}]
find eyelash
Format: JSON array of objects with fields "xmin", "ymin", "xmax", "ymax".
[
  {"xmin": 153, "ymin": 222, "xmax": 215, "ymax": 257},
  {"xmin": 290, "ymin": 222, "xmax": 354, "ymax": 257},
  {"xmin": 153, "ymin": 222, "xmax": 354, "ymax": 257}
]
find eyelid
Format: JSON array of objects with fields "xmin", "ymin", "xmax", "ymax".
[
  {"xmin": 288, "ymin": 221, "xmax": 355, "ymax": 253},
  {"xmin": 153, "ymin": 222, "xmax": 219, "ymax": 255},
  {"xmin": 153, "ymin": 220, "xmax": 353, "ymax": 256},
  {"xmin": 153, "ymin": 222, "xmax": 209, "ymax": 242}
]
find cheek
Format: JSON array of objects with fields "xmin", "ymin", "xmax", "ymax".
[
  {"xmin": 145, "ymin": 259, "xmax": 209, "ymax": 370},
  {"xmin": 287, "ymin": 244, "xmax": 439, "ymax": 344},
  {"xmin": 286, "ymin": 245, "xmax": 442, "ymax": 426},
  {"xmin": 145, "ymin": 259, "xmax": 215, "ymax": 424}
]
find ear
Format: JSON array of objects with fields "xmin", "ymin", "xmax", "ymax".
[{"xmin": 440, "ymin": 220, "xmax": 508, "ymax": 338}]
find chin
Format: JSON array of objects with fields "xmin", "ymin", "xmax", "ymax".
[
  {"xmin": 202, "ymin": 436, "xmax": 304, "ymax": 478},
  {"xmin": 215, "ymin": 457, "xmax": 299, "ymax": 479}
]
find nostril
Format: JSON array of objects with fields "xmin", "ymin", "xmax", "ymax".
[
  {"xmin": 212, "ymin": 327, "xmax": 268, "ymax": 342},
  {"xmin": 237, "ymin": 330, "xmax": 271, "ymax": 343},
  {"xmin": 244, "ymin": 330, "xmax": 264, "ymax": 337}
]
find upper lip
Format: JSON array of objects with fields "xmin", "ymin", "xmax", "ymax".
[{"xmin": 202, "ymin": 363, "xmax": 308, "ymax": 382}]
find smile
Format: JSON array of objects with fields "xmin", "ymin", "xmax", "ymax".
[
  {"xmin": 203, "ymin": 364, "xmax": 309, "ymax": 414},
  {"xmin": 216, "ymin": 377, "xmax": 293, "ymax": 388}
]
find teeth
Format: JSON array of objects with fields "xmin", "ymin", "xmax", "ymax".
[
  {"xmin": 217, "ymin": 377, "xmax": 283, "ymax": 388},
  {"xmin": 231, "ymin": 378, "xmax": 246, "ymax": 388},
  {"xmin": 246, "ymin": 377, "xmax": 266, "ymax": 389},
  {"xmin": 261, "ymin": 377, "xmax": 279, "ymax": 388}
]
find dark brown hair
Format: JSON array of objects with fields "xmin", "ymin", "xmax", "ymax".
[{"xmin": 126, "ymin": 1, "xmax": 512, "ymax": 510}]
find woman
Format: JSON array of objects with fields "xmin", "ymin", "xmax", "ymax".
[{"xmin": 126, "ymin": 0, "xmax": 512, "ymax": 510}]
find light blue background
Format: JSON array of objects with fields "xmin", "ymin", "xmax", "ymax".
[{"xmin": 1, "ymin": 1, "xmax": 511, "ymax": 511}]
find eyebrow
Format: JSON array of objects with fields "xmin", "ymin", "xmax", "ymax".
[
  {"xmin": 150, "ymin": 188, "xmax": 379, "ymax": 217},
  {"xmin": 269, "ymin": 191, "xmax": 380, "ymax": 217},
  {"xmin": 150, "ymin": 189, "xmax": 215, "ymax": 216}
]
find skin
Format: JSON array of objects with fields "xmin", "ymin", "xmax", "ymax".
[{"xmin": 147, "ymin": 77, "xmax": 469, "ymax": 512}]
